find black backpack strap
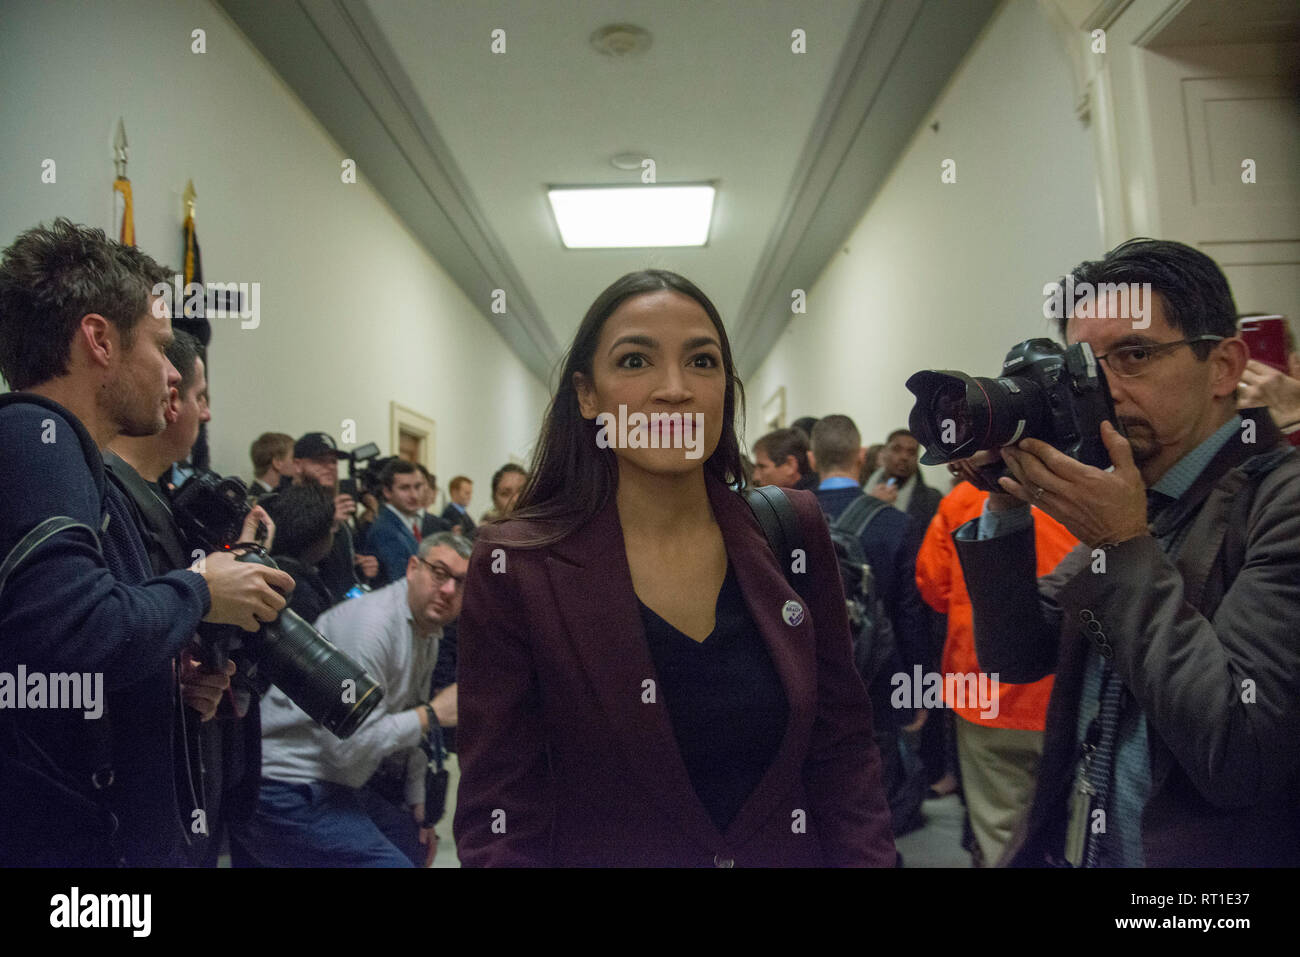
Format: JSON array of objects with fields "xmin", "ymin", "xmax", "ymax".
[
  {"xmin": 0, "ymin": 516, "xmax": 101, "ymax": 600},
  {"xmin": 833, "ymin": 492, "xmax": 890, "ymax": 541},
  {"xmin": 743, "ymin": 484, "xmax": 807, "ymax": 594}
]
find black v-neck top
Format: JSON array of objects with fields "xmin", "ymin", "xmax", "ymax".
[{"xmin": 637, "ymin": 562, "xmax": 790, "ymax": 832}]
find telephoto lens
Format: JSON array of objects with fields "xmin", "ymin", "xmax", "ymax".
[{"xmin": 234, "ymin": 549, "xmax": 384, "ymax": 738}]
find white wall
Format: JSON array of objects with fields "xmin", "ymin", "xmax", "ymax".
[
  {"xmin": 0, "ymin": 0, "xmax": 549, "ymax": 511},
  {"xmin": 743, "ymin": 0, "xmax": 1102, "ymax": 484}
]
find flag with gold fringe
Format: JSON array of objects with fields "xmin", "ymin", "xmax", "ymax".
[
  {"xmin": 183, "ymin": 181, "xmax": 202, "ymax": 290},
  {"xmin": 113, "ymin": 180, "xmax": 134, "ymax": 246},
  {"xmin": 113, "ymin": 119, "xmax": 134, "ymax": 246}
]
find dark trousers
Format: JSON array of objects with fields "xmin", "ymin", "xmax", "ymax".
[{"xmin": 228, "ymin": 778, "xmax": 421, "ymax": 867}]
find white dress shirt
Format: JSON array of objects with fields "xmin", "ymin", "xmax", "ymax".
[{"xmin": 258, "ymin": 578, "xmax": 440, "ymax": 805}]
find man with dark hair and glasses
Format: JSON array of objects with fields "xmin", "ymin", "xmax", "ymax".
[
  {"xmin": 952, "ymin": 238, "xmax": 1300, "ymax": 867},
  {"xmin": 231, "ymin": 531, "xmax": 471, "ymax": 867}
]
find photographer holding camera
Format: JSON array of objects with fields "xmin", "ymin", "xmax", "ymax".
[
  {"xmin": 293, "ymin": 431, "xmax": 380, "ymax": 602},
  {"xmin": 231, "ymin": 532, "xmax": 469, "ymax": 867},
  {"xmin": 917, "ymin": 239, "xmax": 1300, "ymax": 867},
  {"xmin": 0, "ymin": 219, "xmax": 294, "ymax": 866},
  {"xmin": 104, "ymin": 328, "xmax": 276, "ymax": 866},
  {"xmin": 258, "ymin": 483, "xmax": 338, "ymax": 624}
]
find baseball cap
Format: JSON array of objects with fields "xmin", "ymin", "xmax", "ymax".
[{"xmin": 294, "ymin": 432, "xmax": 350, "ymax": 461}]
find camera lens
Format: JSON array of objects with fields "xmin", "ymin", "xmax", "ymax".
[
  {"xmin": 253, "ymin": 611, "xmax": 383, "ymax": 739},
  {"xmin": 234, "ymin": 550, "xmax": 384, "ymax": 739},
  {"xmin": 906, "ymin": 369, "xmax": 1047, "ymax": 463},
  {"xmin": 929, "ymin": 379, "xmax": 973, "ymax": 450}
]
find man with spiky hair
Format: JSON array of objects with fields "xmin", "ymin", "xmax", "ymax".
[{"xmin": 0, "ymin": 218, "xmax": 292, "ymax": 866}]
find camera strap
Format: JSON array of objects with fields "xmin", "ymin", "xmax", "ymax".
[
  {"xmin": 420, "ymin": 722, "xmax": 449, "ymax": 828},
  {"xmin": 0, "ymin": 515, "xmax": 121, "ymax": 847}
]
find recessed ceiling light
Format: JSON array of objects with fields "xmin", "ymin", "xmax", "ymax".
[
  {"xmin": 548, "ymin": 185, "xmax": 715, "ymax": 248},
  {"xmin": 610, "ymin": 152, "xmax": 646, "ymax": 171},
  {"xmin": 589, "ymin": 24, "xmax": 652, "ymax": 57}
]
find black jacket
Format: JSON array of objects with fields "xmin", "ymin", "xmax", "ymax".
[
  {"xmin": 317, "ymin": 519, "xmax": 360, "ymax": 604},
  {"xmin": 440, "ymin": 503, "xmax": 475, "ymax": 537},
  {"xmin": 815, "ymin": 485, "xmax": 930, "ymax": 673},
  {"xmin": 103, "ymin": 451, "xmax": 264, "ymax": 863},
  {"xmin": 902, "ymin": 474, "xmax": 942, "ymax": 561}
]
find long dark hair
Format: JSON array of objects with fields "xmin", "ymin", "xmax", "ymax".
[{"xmin": 484, "ymin": 270, "xmax": 747, "ymax": 548}]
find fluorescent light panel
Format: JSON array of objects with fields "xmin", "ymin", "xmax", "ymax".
[{"xmin": 548, "ymin": 185, "xmax": 715, "ymax": 248}]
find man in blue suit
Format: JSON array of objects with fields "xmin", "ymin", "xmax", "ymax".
[
  {"xmin": 440, "ymin": 475, "xmax": 476, "ymax": 538},
  {"xmin": 366, "ymin": 459, "xmax": 428, "ymax": 584}
]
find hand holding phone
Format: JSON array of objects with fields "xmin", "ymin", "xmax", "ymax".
[{"xmin": 1240, "ymin": 316, "xmax": 1290, "ymax": 373}]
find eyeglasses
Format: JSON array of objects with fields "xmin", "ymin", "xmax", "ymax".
[
  {"xmin": 1094, "ymin": 336, "xmax": 1225, "ymax": 378},
  {"xmin": 418, "ymin": 557, "xmax": 466, "ymax": 590}
]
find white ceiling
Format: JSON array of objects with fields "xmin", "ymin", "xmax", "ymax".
[
  {"xmin": 219, "ymin": 0, "xmax": 998, "ymax": 382},
  {"xmin": 367, "ymin": 0, "xmax": 862, "ymax": 349}
]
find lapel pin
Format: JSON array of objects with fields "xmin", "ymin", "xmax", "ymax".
[{"xmin": 781, "ymin": 600, "xmax": 804, "ymax": 627}]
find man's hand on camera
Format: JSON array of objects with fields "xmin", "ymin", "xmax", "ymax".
[
  {"xmin": 354, "ymin": 552, "xmax": 379, "ymax": 578},
  {"xmin": 953, "ymin": 453, "xmax": 1021, "ymax": 510},
  {"xmin": 430, "ymin": 683, "xmax": 458, "ymax": 728},
  {"xmin": 333, "ymin": 493, "xmax": 356, "ymax": 527},
  {"xmin": 1239, "ymin": 358, "xmax": 1300, "ymax": 427},
  {"xmin": 179, "ymin": 646, "xmax": 235, "ymax": 721},
  {"xmin": 238, "ymin": 505, "xmax": 275, "ymax": 552},
  {"xmin": 997, "ymin": 421, "xmax": 1148, "ymax": 548},
  {"xmin": 197, "ymin": 551, "xmax": 294, "ymax": 632}
]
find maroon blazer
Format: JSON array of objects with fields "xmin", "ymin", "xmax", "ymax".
[{"xmin": 452, "ymin": 472, "xmax": 896, "ymax": 866}]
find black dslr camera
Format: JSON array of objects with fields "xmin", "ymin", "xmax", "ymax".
[
  {"xmin": 905, "ymin": 338, "xmax": 1123, "ymax": 490},
  {"xmin": 171, "ymin": 470, "xmax": 384, "ymax": 739}
]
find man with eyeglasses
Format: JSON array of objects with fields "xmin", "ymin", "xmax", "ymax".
[
  {"xmin": 231, "ymin": 531, "xmax": 472, "ymax": 867},
  {"xmin": 952, "ymin": 238, "xmax": 1300, "ymax": 867}
]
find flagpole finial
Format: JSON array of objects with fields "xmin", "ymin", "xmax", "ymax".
[
  {"xmin": 113, "ymin": 118, "xmax": 129, "ymax": 179},
  {"xmin": 183, "ymin": 179, "xmax": 196, "ymax": 218}
]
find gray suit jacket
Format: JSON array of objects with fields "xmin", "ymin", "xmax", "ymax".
[{"xmin": 954, "ymin": 408, "xmax": 1300, "ymax": 866}]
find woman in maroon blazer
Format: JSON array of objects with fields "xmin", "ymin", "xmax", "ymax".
[{"xmin": 453, "ymin": 270, "xmax": 896, "ymax": 866}]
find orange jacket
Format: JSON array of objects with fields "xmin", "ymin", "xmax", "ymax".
[{"xmin": 915, "ymin": 481, "xmax": 1078, "ymax": 730}]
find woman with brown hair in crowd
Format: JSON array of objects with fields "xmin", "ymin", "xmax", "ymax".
[{"xmin": 453, "ymin": 270, "xmax": 895, "ymax": 866}]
